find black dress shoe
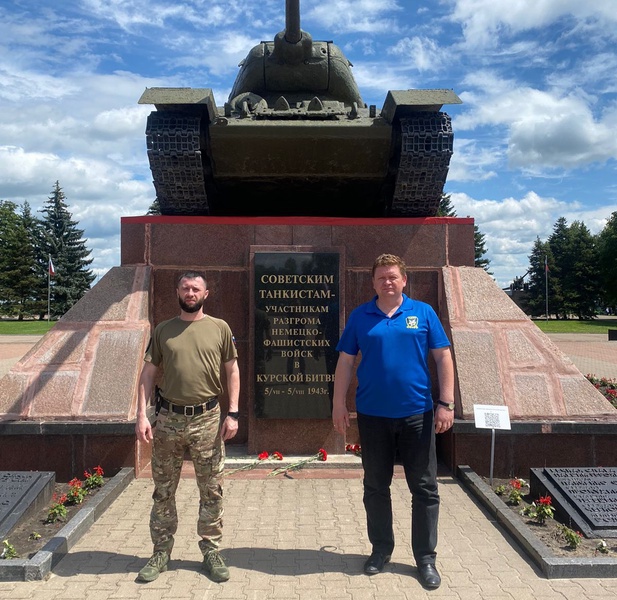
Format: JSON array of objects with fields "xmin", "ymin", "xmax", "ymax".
[
  {"xmin": 418, "ymin": 563, "xmax": 441, "ymax": 589},
  {"xmin": 363, "ymin": 552, "xmax": 391, "ymax": 575}
]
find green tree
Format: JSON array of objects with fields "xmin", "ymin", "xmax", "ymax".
[
  {"xmin": 525, "ymin": 237, "xmax": 553, "ymax": 318},
  {"xmin": 474, "ymin": 227, "xmax": 491, "ymax": 273},
  {"xmin": 0, "ymin": 200, "xmax": 21, "ymax": 315},
  {"xmin": 22, "ymin": 202, "xmax": 50, "ymax": 318},
  {"xmin": 563, "ymin": 221, "xmax": 599, "ymax": 319},
  {"xmin": 437, "ymin": 194, "xmax": 491, "ymax": 272},
  {"xmin": 547, "ymin": 217, "xmax": 570, "ymax": 318},
  {"xmin": 437, "ymin": 194, "xmax": 456, "ymax": 217},
  {"xmin": 526, "ymin": 217, "xmax": 602, "ymax": 319},
  {"xmin": 146, "ymin": 198, "xmax": 161, "ymax": 215},
  {"xmin": 597, "ymin": 211, "xmax": 617, "ymax": 312},
  {"xmin": 39, "ymin": 182, "xmax": 95, "ymax": 318},
  {"xmin": 0, "ymin": 201, "xmax": 42, "ymax": 319}
]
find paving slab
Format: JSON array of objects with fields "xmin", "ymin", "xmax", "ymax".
[{"xmin": 0, "ymin": 331, "xmax": 616, "ymax": 596}]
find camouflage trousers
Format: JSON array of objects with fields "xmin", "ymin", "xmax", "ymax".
[{"xmin": 150, "ymin": 404, "xmax": 225, "ymax": 555}]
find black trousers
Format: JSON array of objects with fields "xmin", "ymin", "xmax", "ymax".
[{"xmin": 357, "ymin": 409, "xmax": 439, "ymax": 565}]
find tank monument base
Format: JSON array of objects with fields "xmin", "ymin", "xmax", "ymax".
[{"xmin": 0, "ymin": 216, "xmax": 615, "ymax": 478}]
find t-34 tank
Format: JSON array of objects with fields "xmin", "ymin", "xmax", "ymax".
[{"xmin": 139, "ymin": 0, "xmax": 461, "ymax": 217}]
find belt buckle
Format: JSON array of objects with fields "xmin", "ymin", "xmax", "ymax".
[{"xmin": 184, "ymin": 405, "xmax": 195, "ymax": 417}]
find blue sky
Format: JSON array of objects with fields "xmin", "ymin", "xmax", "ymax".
[{"xmin": 1, "ymin": 0, "xmax": 616, "ymax": 288}]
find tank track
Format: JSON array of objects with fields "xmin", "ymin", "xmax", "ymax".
[
  {"xmin": 145, "ymin": 112, "xmax": 210, "ymax": 215},
  {"xmin": 390, "ymin": 112, "xmax": 453, "ymax": 217}
]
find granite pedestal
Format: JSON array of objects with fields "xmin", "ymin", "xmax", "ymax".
[{"xmin": 1, "ymin": 215, "xmax": 615, "ymax": 478}]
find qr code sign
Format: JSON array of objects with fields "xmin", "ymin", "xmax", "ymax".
[
  {"xmin": 473, "ymin": 404, "xmax": 511, "ymax": 430},
  {"xmin": 484, "ymin": 412, "xmax": 501, "ymax": 428}
]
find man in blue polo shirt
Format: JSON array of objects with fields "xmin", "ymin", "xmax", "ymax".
[{"xmin": 332, "ymin": 254, "xmax": 455, "ymax": 590}]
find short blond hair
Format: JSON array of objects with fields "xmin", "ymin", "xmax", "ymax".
[{"xmin": 372, "ymin": 254, "xmax": 407, "ymax": 278}]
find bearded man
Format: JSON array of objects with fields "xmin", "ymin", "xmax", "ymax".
[{"xmin": 135, "ymin": 271, "xmax": 240, "ymax": 583}]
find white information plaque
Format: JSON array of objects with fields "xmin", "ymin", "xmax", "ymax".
[{"xmin": 473, "ymin": 404, "xmax": 511, "ymax": 430}]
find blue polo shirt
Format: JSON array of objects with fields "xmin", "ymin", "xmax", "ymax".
[{"xmin": 336, "ymin": 294, "xmax": 450, "ymax": 418}]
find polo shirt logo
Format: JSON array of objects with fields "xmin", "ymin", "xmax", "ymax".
[{"xmin": 406, "ymin": 316, "xmax": 419, "ymax": 329}]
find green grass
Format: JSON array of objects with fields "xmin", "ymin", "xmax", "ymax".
[
  {"xmin": 2, "ymin": 317, "xmax": 616, "ymax": 335},
  {"xmin": 0, "ymin": 320, "xmax": 57, "ymax": 335},
  {"xmin": 532, "ymin": 319, "xmax": 617, "ymax": 334}
]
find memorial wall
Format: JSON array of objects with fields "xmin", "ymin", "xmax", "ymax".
[{"xmin": 121, "ymin": 215, "xmax": 475, "ymax": 454}]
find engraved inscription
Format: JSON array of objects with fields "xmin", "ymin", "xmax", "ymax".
[
  {"xmin": 0, "ymin": 472, "xmax": 40, "ymax": 522},
  {"xmin": 545, "ymin": 467, "xmax": 617, "ymax": 529},
  {"xmin": 253, "ymin": 252, "xmax": 340, "ymax": 419}
]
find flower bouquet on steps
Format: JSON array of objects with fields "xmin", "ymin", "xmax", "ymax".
[
  {"xmin": 225, "ymin": 451, "xmax": 283, "ymax": 475},
  {"xmin": 267, "ymin": 448, "xmax": 328, "ymax": 477}
]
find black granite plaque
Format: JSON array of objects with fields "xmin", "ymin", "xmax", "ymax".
[
  {"xmin": 530, "ymin": 467, "xmax": 617, "ymax": 538},
  {"xmin": 253, "ymin": 252, "xmax": 340, "ymax": 418},
  {"xmin": 0, "ymin": 471, "xmax": 55, "ymax": 540}
]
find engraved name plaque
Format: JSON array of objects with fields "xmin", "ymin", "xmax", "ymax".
[
  {"xmin": 531, "ymin": 467, "xmax": 617, "ymax": 538},
  {"xmin": 0, "ymin": 471, "xmax": 55, "ymax": 541}
]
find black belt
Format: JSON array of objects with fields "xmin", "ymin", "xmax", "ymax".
[{"xmin": 159, "ymin": 397, "xmax": 218, "ymax": 417}]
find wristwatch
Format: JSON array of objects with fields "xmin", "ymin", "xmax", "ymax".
[
  {"xmin": 227, "ymin": 411, "xmax": 240, "ymax": 420},
  {"xmin": 437, "ymin": 400, "xmax": 455, "ymax": 411}
]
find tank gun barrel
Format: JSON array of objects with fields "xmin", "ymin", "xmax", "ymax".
[{"xmin": 285, "ymin": 0, "xmax": 301, "ymax": 44}]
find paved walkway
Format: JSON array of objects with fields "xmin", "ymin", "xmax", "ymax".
[
  {"xmin": 0, "ymin": 335, "xmax": 43, "ymax": 379},
  {"xmin": 1, "ymin": 332, "xmax": 616, "ymax": 597},
  {"xmin": 2, "ymin": 471, "xmax": 617, "ymax": 599},
  {"xmin": 548, "ymin": 333, "xmax": 617, "ymax": 380}
]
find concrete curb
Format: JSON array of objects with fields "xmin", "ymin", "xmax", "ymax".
[
  {"xmin": 0, "ymin": 467, "xmax": 134, "ymax": 582},
  {"xmin": 457, "ymin": 465, "xmax": 617, "ymax": 578}
]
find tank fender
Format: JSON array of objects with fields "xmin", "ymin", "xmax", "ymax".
[
  {"xmin": 138, "ymin": 87, "xmax": 218, "ymax": 123},
  {"xmin": 381, "ymin": 89, "xmax": 462, "ymax": 123}
]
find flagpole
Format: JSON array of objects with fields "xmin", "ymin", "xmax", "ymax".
[{"xmin": 544, "ymin": 255, "xmax": 549, "ymax": 322}]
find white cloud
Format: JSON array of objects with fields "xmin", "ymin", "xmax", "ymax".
[
  {"xmin": 455, "ymin": 72, "xmax": 617, "ymax": 171},
  {"xmin": 0, "ymin": 65, "xmax": 80, "ymax": 102},
  {"xmin": 450, "ymin": 190, "xmax": 617, "ymax": 286},
  {"xmin": 448, "ymin": 138, "xmax": 501, "ymax": 182},
  {"xmin": 307, "ymin": 0, "xmax": 402, "ymax": 34},
  {"xmin": 451, "ymin": 0, "xmax": 617, "ymax": 47},
  {"xmin": 387, "ymin": 36, "xmax": 448, "ymax": 72},
  {"xmin": 0, "ymin": 146, "xmax": 151, "ymax": 206},
  {"xmin": 163, "ymin": 32, "xmax": 260, "ymax": 77}
]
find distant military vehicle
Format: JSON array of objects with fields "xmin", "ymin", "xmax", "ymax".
[{"xmin": 139, "ymin": 0, "xmax": 461, "ymax": 217}]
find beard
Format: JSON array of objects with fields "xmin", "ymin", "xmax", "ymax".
[{"xmin": 178, "ymin": 296, "xmax": 205, "ymax": 313}]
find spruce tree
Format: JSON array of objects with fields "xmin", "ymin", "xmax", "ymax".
[
  {"xmin": 437, "ymin": 194, "xmax": 456, "ymax": 217},
  {"xmin": 438, "ymin": 194, "xmax": 491, "ymax": 272},
  {"xmin": 0, "ymin": 201, "xmax": 42, "ymax": 319},
  {"xmin": 597, "ymin": 212, "xmax": 617, "ymax": 312},
  {"xmin": 474, "ymin": 227, "xmax": 491, "ymax": 273},
  {"xmin": 39, "ymin": 182, "xmax": 95, "ymax": 318},
  {"xmin": 525, "ymin": 237, "xmax": 553, "ymax": 318},
  {"xmin": 146, "ymin": 198, "xmax": 161, "ymax": 215},
  {"xmin": 547, "ymin": 217, "xmax": 569, "ymax": 319},
  {"xmin": 0, "ymin": 200, "xmax": 21, "ymax": 316},
  {"xmin": 564, "ymin": 221, "xmax": 599, "ymax": 319}
]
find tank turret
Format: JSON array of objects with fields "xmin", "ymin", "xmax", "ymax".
[
  {"xmin": 227, "ymin": 0, "xmax": 363, "ymax": 116},
  {"xmin": 139, "ymin": 0, "xmax": 461, "ymax": 216}
]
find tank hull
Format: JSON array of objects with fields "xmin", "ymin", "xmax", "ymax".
[{"xmin": 143, "ymin": 94, "xmax": 457, "ymax": 217}]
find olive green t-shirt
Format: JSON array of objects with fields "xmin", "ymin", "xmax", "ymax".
[{"xmin": 145, "ymin": 315, "xmax": 237, "ymax": 406}]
